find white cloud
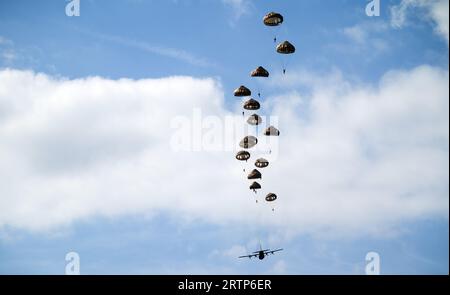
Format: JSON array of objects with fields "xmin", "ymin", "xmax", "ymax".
[
  {"xmin": 391, "ymin": 0, "xmax": 449, "ymax": 44},
  {"xmin": 222, "ymin": 0, "xmax": 252, "ymax": 23},
  {"xmin": 271, "ymin": 259, "xmax": 287, "ymax": 274},
  {"xmin": 0, "ymin": 65, "xmax": 448, "ymax": 237},
  {"xmin": 340, "ymin": 22, "xmax": 390, "ymax": 56},
  {"xmin": 0, "ymin": 36, "xmax": 13, "ymax": 46},
  {"xmin": 1, "ymin": 50, "xmax": 16, "ymax": 63},
  {"xmin": 343, "ymin": 25, "xmax": 368, "ymax": 44},
  {"xmin": 0, "ymin": 36, "xmax": 16, "ymax": 63}
]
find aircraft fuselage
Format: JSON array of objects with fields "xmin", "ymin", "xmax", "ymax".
[{"xmin": 258, "ymin": 251, "xmax": 265, "ymax": 260}]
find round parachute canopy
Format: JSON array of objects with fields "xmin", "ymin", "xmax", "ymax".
[
  {"xmin": 255, "ymin": 158, "xmax": 269, "ymax": 168},
  {"xmin": 276, "ymin": 41, "xmax": 296, "ymax": 54},
  {"xmin": 263, "ymin": 12, "xmax": 284, "ymax": 26},
  {"xmin": 249, "ymin": 181, "xmax": 261, "ymax": 190},
  {"xmin": 265, "ymin": 193, "xmax": 277, "ymax": 202},
  {"xmin": 251, "ymin": 66, "xmax": 269, "ymax": 77},
  {"xmin": 247, "ymin": 114, "xmax": 262, "ymax": 126},
  {"xmin": 234, "ymin": 85, "xmax": 251, "ymax": 97},
  {"xmin": 243, "ymin": 98, "xmax": 260, "ymax": 110},
  {"xmin": 248, "ymin": 169, "xmax": 262, "ymax": 180},
  {"xmin": 236, "ymin": 150, "xmax": 250, "ymax": 161},
  {"xmin": 264, "ymin": 126, "xmax": 280, "ymax": 136},
  {"xmin": 239, "ymin": 135, "xmax": 258, "ymax": 149}
]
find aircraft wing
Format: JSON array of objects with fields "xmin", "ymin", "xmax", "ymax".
[
  {"xmin": 265, "ymin": 248, "xmax": 283, "ymax": 255},
  {"xmin": 239, "ymin": 253, "xmax": 259, "ymax": 259}
]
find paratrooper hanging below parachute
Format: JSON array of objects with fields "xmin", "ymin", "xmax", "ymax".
[
  {"xmin": 263, "ymin": 12, "xmax": 284, "ymax": 43},
  {"xmin": 249, "ymin": 181, "xmax": 261, "ymax": 194},
  {"xmin": 265, "ymin": 193, "xmax": 277, "ymax": 211},
  {"xmin": 276, "ymin": 41, "xmax": 296, "ymax": 74}
]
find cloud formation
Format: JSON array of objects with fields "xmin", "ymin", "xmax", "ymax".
[
  {"xmin": 222, "ymin": 0, "xmax": 252, "ymax": 23},
  {"xmin": 391, "ymin": 0, "xmax": 449, "ymax": 44},
  {"xmin": 0, "ymin": 66, "xmax": 448, "ymax": 236}
]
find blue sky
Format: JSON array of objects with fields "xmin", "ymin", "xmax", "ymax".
[{"xmin": 0, "ymin": 0, "xmax": 448, "ymax": 274}]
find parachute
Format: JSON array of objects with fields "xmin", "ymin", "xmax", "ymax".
[
  {"xmin": 265, "ymin": 193, "xmax": 277, "ymax": 211},
  {"xmin": 264, "ymin": 126, "xmax": 280, "ymax": 136},
  {"xmin": 247, "ymin": 169, "xmax": 262, "ymax": 180},
  {"xmin": 255, "ymin": 158, "xmax": 269, "ymax": 168},
  {"xmin": 249, "ymin": 181, "xmax": 261, "ymax": 193},
  {"xmin": 250, "ymin": 66, "xmax": 269, "ymax": 78},
  {"xmin": 263, "ymin": 12, "xmax": 283, "ymax": 26},
  {"xmin": 236, "ymin": 151, "xmax": 251, "ymax": 161},
  {"xmin": 239, "ymin": 135, "xmax": 258, "ymax": 149},
  {"xmin": 265, "ymin": 193, "xmax": 277, "ymax": 202},
  {"xmin": 243, "ymin": 98, "xmax": 260, "ymax": 110},
  {"xmin": 264, "ymin": 12, "xmax": 284, "ymax": 44},
  {"xmin": 276, "ymin": 41, "xmax": 295, "ymax": 54},
  {"xmin": 234, "ymin": 85, "xmax": 251, "ymax": 97},
  {"xmin": 276, "ymin": 41, "xmax": 295, "ymax": 74},
  {"xmin": 247, "ymin": 114, "xmax": 262, "ymax": 126}
]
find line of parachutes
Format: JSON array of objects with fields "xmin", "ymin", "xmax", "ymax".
[{"xmin": 234, "ymin": 11, "xmax": 295, "ymax": 215}]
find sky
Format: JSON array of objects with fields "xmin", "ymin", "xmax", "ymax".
[{"xmin": 0, "ymin": 0, "xmax": 448, "ymax": 274}]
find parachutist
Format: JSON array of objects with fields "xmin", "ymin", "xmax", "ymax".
[
  {"xmin": 283, "ymin": 69, "xmax": 286, "ymax": 74},
  {"xmin": 258, "ymin": 92, "xmax": 261, "ymax": 98},
  {"xmin": 273, "ymin": 37, "xmax": 277, "ymax": 43}
]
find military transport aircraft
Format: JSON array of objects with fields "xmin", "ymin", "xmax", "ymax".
[{"xmin": 238, "ymin": 246, "xmax": 283, "ymax": 260}]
